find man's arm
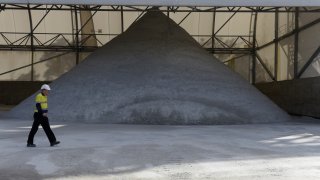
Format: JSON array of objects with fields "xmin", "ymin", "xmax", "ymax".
[{"xmin": 36, "ymin": 103, "xmax": 43, "ymax": 115}]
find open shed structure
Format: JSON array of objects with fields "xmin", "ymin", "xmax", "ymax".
[
  {"xmin": 2, "ymin": 2, "xmax": 320, "ymax": 179},
  {"xmin": 0, "ymin": 0, "xmax": 319, "ymax": 84}
]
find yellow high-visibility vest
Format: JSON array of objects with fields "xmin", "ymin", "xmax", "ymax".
[{"xmin": 34, "ymin": 93, "xmax": 48, "ymax": 112}]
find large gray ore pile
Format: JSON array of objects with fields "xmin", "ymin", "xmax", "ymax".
[{"xmin": 7, "ymin": 10, "xmax": 289, "ymax": 124}]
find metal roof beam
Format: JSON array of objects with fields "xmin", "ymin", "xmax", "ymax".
[{"xmin": 1, "ymin": 0, "xmax": 320, "ymax": 7}]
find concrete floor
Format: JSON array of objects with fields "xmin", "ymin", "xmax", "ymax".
[{"xmin": 1, "ymin": 118, "xmax": 320, "ymax": 180}]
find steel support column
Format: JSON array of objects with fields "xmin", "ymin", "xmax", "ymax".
[
  {"xmin": 27, "ymin": 4, "xmax": 34, "ymax": 81},
  {"xmin": 211, "ymin": 8, "xmax": 216, "ymax": 53},
  {"xmin": 274, "ymin": 8, "xmax": 279, "ymax": 81},
  {"xmin": 251, "ymin": 10, "xmax": 258, "ymax": 84},
  {"xmin": 121, "ymin": 6, "xmax": 124, "ymax": 33},
  {"xmin": 294, "ymin": 7, "xmax": 299, "ymax": 78},
  {"xmin": 74, "ymin": 6, "xmax": 80, "ymax": 64}
]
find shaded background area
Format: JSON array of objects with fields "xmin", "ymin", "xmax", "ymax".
[{"xmin": 256, "ymin": 76, "xmax": 320, "ymax": 118}]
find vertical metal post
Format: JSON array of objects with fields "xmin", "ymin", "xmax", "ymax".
[
  {"xmin": 251, "ymin": 10, "xmax": 258, "ymax": 84},
  {"xmin": 294, "ymin": 7, "xmax": 299, "ymax": 78},
  {"xmin": 74, "ymin": 5, "xmax": 80, "ymax": 65},
  {"xmin": 27, "ymin": 4, "xmax": 34, "ymax": 81},
  {"xmin": 211, "ymin": 8, "xmax": 216, "ymax": 52},
  {"xmin": 120, "ymin": 6, "xmax": 124, "ymax": 33},
  {"xmin": 167, "ymin": 6, "xmax": 170, "ymax": 17},
  {"xmin": 274, "ymin": 8, "xmax": 279, "ymax": 81},
  {"xmin": 71, "ymin": 6, "xmax": 74, "ymax": 43}
]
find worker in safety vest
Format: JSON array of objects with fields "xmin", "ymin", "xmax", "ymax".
[{"xmin": 27, "ymin": 84, "xmax": 60, "ymax": 147}]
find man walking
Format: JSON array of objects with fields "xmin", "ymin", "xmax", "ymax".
[{"xmin": 27, "ymin": 84, "xmax": 60, "ymax": 147}]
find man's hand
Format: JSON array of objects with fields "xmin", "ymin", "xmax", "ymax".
[{"xmin": 43, "ymin": 113, "xmax": 48, "ymax": 117}]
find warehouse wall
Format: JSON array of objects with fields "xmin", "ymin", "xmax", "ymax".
[
  {"xmin": 0, "ymin": 81, "xmax": 50, "ymax": 105},
  {"xmin": 256, "ymin": 76, "xmax": 320, "ymax": 118}
]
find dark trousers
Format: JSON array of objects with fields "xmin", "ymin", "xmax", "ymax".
[{"xmin": 27, "ymin": 112, "xmax": 56, "ymax": 144}]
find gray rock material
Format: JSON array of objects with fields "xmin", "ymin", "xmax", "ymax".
[{"xmin": 6, "ymin": 11, "xmax": 290, "ymax": 124}]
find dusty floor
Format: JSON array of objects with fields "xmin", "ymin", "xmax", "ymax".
[{"xmin": 1, "ymin": 118, "xmax": 320, "ymax": 180}]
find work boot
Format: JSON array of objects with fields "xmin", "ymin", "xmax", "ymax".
[
  {"xmin": 27, "ymin": 143, "xmax": 36, "ymax": 147},
  {"xmin": 50, "ymin": 141, "xmax": 60, "ymax": 147}
]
